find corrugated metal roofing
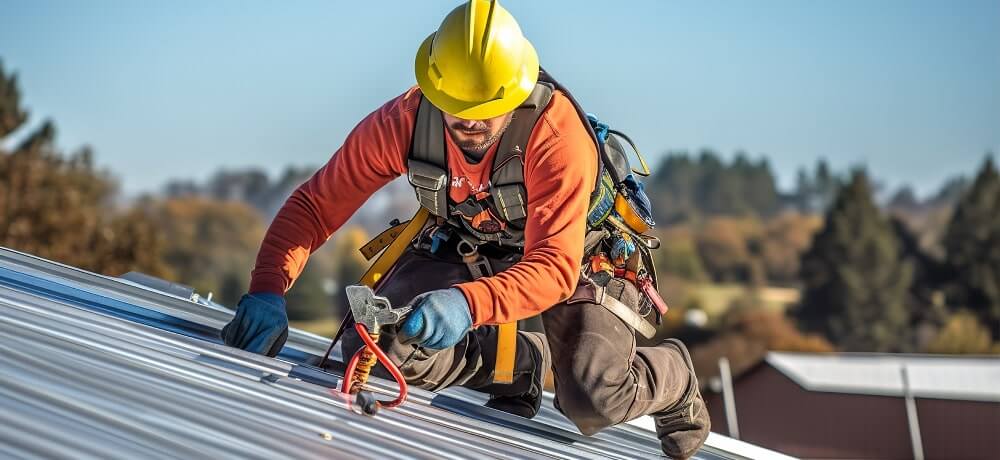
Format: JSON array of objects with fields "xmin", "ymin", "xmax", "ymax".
[
  {"xmin": 767, "ymin": 352, "xmax": 1000, "ymax": 402},
  {"xmin": 0, "ymin": 247, "xmax": 791, "ymax": 459}
]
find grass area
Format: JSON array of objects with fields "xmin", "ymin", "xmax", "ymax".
[
  {"xmin": 684, "ymin": 283, "xmax": 801, "ymax": 321},
  {"xmin": 289, "ymin": 317, "xmax": 342, "ymax": 338},
  {"xmin": 687, "ymin": 283, "xmax": 747, "ymax": 316},
  {"xmin": 758, "ymin": 286, "xmax": 801, "ymax": 310}
]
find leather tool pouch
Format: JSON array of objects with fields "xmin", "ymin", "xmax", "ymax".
[{"xmin": 566, "ymin": 277, "xmax": 656, "ymax": 339}]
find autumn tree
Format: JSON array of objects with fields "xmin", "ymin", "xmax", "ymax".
[
  {"xmin": 652, "ymin": 225, "xmax": 708, "ymax": 282},
  {"xmin": 691, "ymin": 308, "xmax": 834, "ymax": 384},
  {"xmin": 143, "ymin": 197, "xmax": 265, "ymax": 305},
  {"xmin": 942, "ymin": 156, "xmax": 1000, "ymax": 338},
  {"xmin": 925, "ymin": 311, "xmax": 999, "ymax": 354},
  {"xmin": 286, "ymin": 226, "xmax": 370, "ymax": 322},
  {"xmin": 0, "ymin": 59, "xmax": 166, "ymax": 277},
  {"xmin": 794, "ymin": 170, "xmax": 915, "ymax": 352},
  {"xmin": 758, "ymin": 212, "xmax": 822, "ymax": 284},
  {"xmin": 694, "ymin": 217, "xmax": 766, "ymax": 285}
]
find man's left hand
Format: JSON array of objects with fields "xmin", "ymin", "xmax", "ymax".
[{"xmin": 398, "ymin": 288, "xmax": 473, "ymax": 350}]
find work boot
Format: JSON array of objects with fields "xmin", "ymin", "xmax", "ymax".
[
  {"xmin": 484, "ymin": 332, "xmax": 550, "ymax": 418},
  {"xmin": 652, "ymin": 338, "xmax": 710, "ymax": 459}
]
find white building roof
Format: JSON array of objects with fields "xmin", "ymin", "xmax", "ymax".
[{"xmin": 766, "ymin": 352, "xmax": 1000, "ymax": 402}]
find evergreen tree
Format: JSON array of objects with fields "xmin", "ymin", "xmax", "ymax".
[
  {"xmin": 647, "ymin": 150, "xmax": 781, "ymax": 222},
  {"xmin": 795, "ymin": 170, "xmax": 915, "ymax": 351},
  {"xmin": 0, "ymin": 60, "xmax": 28, "ymax": 138},
  {"xmin": 942, "ymin": 156, "xmax": 1000, "ymax": 337}
]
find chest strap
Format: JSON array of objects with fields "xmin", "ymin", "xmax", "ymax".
[{"xmin": 408, "ymin": 96, "xmax": 450, "ymax": 217}]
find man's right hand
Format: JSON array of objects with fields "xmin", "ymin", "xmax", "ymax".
[{"xmin": 221, "ymin": 293, "xmax": 289, "ymax": 357}]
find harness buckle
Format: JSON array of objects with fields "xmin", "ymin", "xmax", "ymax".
[
  {"xmin": 456, "ymin": 238, "xmax": 478, "ymax": 258},
  {"xmin": 456, "ymin": 236, "xmax": 494, "ymax": 279}
]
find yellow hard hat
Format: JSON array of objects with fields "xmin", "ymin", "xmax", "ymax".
[{"xmin": 415, "ymin": 0, "xmax": 539, "ymax": 120}]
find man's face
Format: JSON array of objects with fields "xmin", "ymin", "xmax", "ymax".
[{"xmin": 443, "ymin": 111, "xmax": 513, "ymax": 158}]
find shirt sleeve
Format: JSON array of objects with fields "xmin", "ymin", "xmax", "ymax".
[
  {"xmin": 248, "ymin": 92, "xmax": 415, "ymax": 295},
  {"xmin": 455, "ymin": 100, "xmax": 598, "ymax": 325}
]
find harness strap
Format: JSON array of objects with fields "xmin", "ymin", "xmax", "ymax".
[
  {"xmin": 408, "ymin": 97, "xmax": 449, "ymax": 217},
  {"xmin": 359, "ymin": 219, "xmax": 411, "ymax": 261},
  {"xmin": 454, "ymin": 234, "xmax": 518, "ymax": 385},
  {"xmin": 489, "ymin": 83, "xmax": 554, "ymax": 226},
  {"xmin": 569, "ymin": 279, "xmax": 657, "ymax": 339},
  {"xmin": 494, "ymin": 322, "xmax": 518, "ymax": 384},
  {"xmin": 322, "ymin": 208, "xmax": 432, "ymax": 369}
]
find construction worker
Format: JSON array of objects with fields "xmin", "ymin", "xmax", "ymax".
[{"xmin": 222, "ymin": 1, "xmax": 709, "ymax": 457}]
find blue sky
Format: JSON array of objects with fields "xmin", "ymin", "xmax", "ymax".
[{"xmin": 2, "ymin": 0, "xmax": 998, "ymax": 196}]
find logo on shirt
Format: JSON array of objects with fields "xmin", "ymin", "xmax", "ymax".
[{"xmin": 451, "ymin": 175, "xmax": 489, "ymax": 193}]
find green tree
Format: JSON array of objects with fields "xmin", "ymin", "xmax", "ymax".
[
  {"xmin": 0, "ymin": 60, "xmax": 166, "ymax": 277},
  {"xmin": 795, "ymin": 170, "xmax": 915, "ymax": 352},
  {"xmin": 653, "ymin": 226, "xmax": 708, "ymax": 282},
  {"xmin": 792, "ymin": 159, "xmax": 843, "ymax": 213},
  {"xmin": 285, "ymin": 263, "xmax": 333, "ymax": 321},
  {"xmin": 287, "ymin": 226, "xmax": 372, "ymax": 322},
  {"xmin": 942, "ymin": 156, "xmax": 1000, "ymax": 338},
  {"xmin": 647, "ymin": 150, "xmax": 781, "ymax": 223}
]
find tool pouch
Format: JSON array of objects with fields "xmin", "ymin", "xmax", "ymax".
[{"xmin": 567, "ymin": 277, "xmax": 656, "ymax": 339}]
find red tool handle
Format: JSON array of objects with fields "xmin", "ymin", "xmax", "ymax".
[
  {"xmin": 340, "ymin": 323, "xmax": 408, "ymax": 409},
  {"xmin": 638, "ymin": 276, "xmax": 670, "ymax": 316}
]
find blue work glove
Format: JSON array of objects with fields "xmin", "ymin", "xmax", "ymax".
[
  {"xmin": 221, "ymin": 293, "xmax": 289, "ymax": 357},
  {"xmin": 398, "ymin": 288, "xmax": 473, "ymax": 350}
]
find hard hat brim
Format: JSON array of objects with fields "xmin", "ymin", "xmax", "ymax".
[{"xmin": 414, "ymin": 33, "xmax": 539, "ymax": 120}]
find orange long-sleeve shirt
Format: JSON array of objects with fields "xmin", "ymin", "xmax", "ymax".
[{"xmin": 249, "ymin": 86, "xmax": 598, "ymax": 326}]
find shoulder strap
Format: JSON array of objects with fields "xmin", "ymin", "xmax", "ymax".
[
  {"xmin": 407, "ymin": 97, "xmax": 450, "ymax": 217},
  {"xmin": 490, "ymin": 83, "xmax": 554, "ymax": 224},
  {"xmin": 538, "ymin": 68, "xmax": 630, "ymax": 189}
]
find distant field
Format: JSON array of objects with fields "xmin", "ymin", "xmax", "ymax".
[{"xmin": 686, "ymin": 283, "xmax": 800, "ymax": 319}]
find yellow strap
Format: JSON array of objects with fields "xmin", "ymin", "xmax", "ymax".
[
  {"xmin": 359, "ymin": 208, "xmax": 430, "ymax": 288},
  {"xmin": 359, "ymin": 219, "xmax": 411, "ymax": 261},
  {"xmin": 357, "ymin": 207, "xmax": 516, "ymax": 385},
  {"xmin": 494, "ymin": 321, "xmax": 517, "ymax": 384}
]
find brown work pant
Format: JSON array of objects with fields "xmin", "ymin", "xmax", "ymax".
[{"xmin": 340, "ymin": 248, "xmax": 690, "ymax": 435}]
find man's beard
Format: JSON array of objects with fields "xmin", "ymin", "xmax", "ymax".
[{"xmin": 451, "ymin": 116, "xmax": 512, "ymax": 158}]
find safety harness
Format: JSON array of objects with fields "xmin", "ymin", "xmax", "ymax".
[
  {"xmin": 405, "ymin": 70, "xmax": 667, "ymax": 385},
  {"xmin": 405, "ymin": 82, "xmax": 553, "ymax": 384},
  {"xmin": 407, "ymin": 82, "xmax": 553, "ymax": 250},
  {"xmin": 325, "ymin": 70, "xmax": 669, "ymax": 392}
]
